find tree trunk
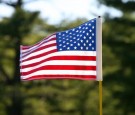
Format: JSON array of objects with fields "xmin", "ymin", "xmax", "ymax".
[{"xmin": 8, "ymin": 37, "xmax": 23, "ymax": 115}]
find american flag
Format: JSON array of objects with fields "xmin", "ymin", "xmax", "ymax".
[{"xmin": 20, "ymin": 18, "xmax": 99, "ymax": 81}]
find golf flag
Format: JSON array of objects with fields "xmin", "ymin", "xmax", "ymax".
[{"xmin": 20, "ymin": 17, "xmax": 102, "ymax": 81}]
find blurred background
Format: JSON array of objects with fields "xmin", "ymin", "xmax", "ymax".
[{"xmin": 0, "ymin": 0, "xmax": 135, "ymax": 115}]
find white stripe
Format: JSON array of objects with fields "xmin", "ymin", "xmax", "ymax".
[
  {"xmin": 22, "ymin": 40, "xmax": 56, "ymax": 56},
  {"xmin": 22, "ymin": 35, "xmax": 56, "ymax": 48},
  {"xmin": 21, "ymin": 51, "xmax": 96, "ymax": 65},
  {"xmin": 21, "ymin": 35, "xmax": 56, "ymax": 51},
  {"xmin": 21, "ymin": 60, "xmax": 96, "ymax": 72},
  {"xmin": 22, "ymin": 39, "xmax": 56, "ymax": 53},
  {"xmin": 21, "ymin": 46, "xmax": 57, "ymax": 60},
  {"xmin": 21, "ymin": 70, "xmax": 96, "ymax": 79}
]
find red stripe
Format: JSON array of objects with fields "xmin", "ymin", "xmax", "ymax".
[
  {"xmin": 21, "ymin": 65, "xmax": 96, "ymax": 76},
  {"xmin": 21, "ymin": 56, "xmax": 96, "ymax": 68},
  {"xmin": 22, "ymin": 38, "xmax": 56, "ymax": 52},
  {"xmin": 21, "ymin": 34, "xmax": 56, "ymax": 49},
  {"xmin": 21, "ymin": 49, "xmax": 57, "ymax": 63},
  {"xmin": 21, "ymin": 43, "xmax": 56, "ymax": 59},
  {"xmin": 21, "ymin": 75, "xmax": 96, "ymax": 81}
]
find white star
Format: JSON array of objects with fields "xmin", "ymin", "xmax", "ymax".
[
  {"xmin": 81, "ymin": 40, "xmax": 83, "ymax": 43},
  {"xmin": 89, "ymin": 43, "xmax": 92, "ymax": 46},
  {"xmin": 92, "ymin": 26, "xmax": 94, "ymax": 29},
  {"xmin": 72, "ymin": 29, "xmax": 75, "ymax": 31},
  {"xmin": 70, "ymin": 44, "xmax": 73, "ymax": 46},
  {"xmin": 74, "ymin": 46, "xmax": 77, "ymax": 49},
  {"xmin": 67, "ymin": 47, "xmax": 70, "ymax": 50},
  {"xmin": 89, "ymin": 36, "xmax": 92, "ymax": 39},
  {"xmin": 81, "ymin": 47, "xmax": 83, "ymax": 49}
]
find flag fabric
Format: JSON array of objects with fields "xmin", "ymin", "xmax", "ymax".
[{"xmin": 20, "ymin": 18, "xmax": 101, "ymax": 81}]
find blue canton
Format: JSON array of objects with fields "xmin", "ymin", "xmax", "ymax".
[{"xmin": 56, "ymin": 18, "xmax": 96, "ymax": 51}]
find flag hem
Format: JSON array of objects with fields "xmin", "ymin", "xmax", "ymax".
[{"xmin": 96, "ymin": 17, "xmax": 102, "ymax": 81}]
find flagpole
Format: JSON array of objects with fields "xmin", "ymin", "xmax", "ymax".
[
  {"xmin": 96, "ymin": 16, "xmax": 102, "ymax": 115},
  {"xmin": 99, "ymin": 81, "xmax": 102, "ymax": 115}
]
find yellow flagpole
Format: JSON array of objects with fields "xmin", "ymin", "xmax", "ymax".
[
  {"xmin": 99, "ymin": 81, "xmax": 103, "ymax": 115},
  {"xmin": 96, "ymin": 16, "xmax": 103, "ymax": 115}
]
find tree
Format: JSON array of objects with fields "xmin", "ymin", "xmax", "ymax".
[
  {"xmin": 98, "ymin": 0, "xmax": 135, "ymax": 114},
  {"xmin": 0, "ymin": 0, "xmax": 39, "ymax": 115},
  {"xmin": 3, "ymin": 0, "xmax": 134, "ymax": 114}
]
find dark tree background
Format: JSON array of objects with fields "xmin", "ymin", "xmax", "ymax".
[
  {"xmin": 0, "ymin": 0, "xmax": 135, "ymax": 115},
  {"xmin": 99, "ymin": 0, "xmax": 135, "ymax": 114}
]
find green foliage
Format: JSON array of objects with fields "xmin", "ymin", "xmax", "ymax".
[
  {"xmin": 0, "ymin": 0, "xmax": 135, "ymax": 115},
  {"xmin": 99, "ymin": 0, "xmax": 135, "ymax": 12},
  {"xmin": 100, "ymin": 0, "xmax": 135, "ymax": 114},
  {"xmin": 0, "ymin": 9, "xmax": 39, "ymax": 38}
]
